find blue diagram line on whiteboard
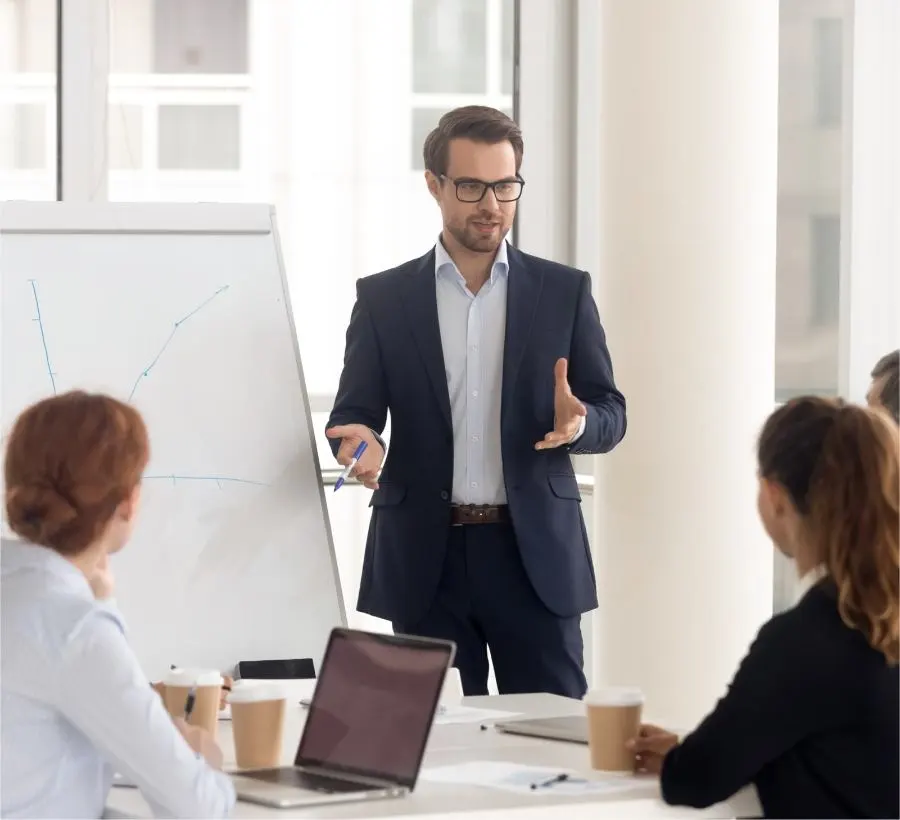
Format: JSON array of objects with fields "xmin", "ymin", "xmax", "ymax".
[
  {"xmin": 128, "ymin": 285, "xmax": 230, "ymax": 401},
  {"xmin": 143, "ymin": 474, "xmax": 269, "ymax": 488},
  {"xmin": 29, "ymin": 280, "xmax": 57, "ymax": 395}
]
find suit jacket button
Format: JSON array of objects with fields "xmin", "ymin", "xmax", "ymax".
[{"xmin": 440, "ymin": 491, "xmax": 449, "ymax": 501}]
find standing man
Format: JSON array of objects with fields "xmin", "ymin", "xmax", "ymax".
[{"xmin": 326, "ymin": 106, "xmax": 625, "ymax": 698}]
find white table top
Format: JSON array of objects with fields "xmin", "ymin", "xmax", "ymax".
[{"xmin": 105, "ymin": 693, "xmax": 760, "ymax": 819}]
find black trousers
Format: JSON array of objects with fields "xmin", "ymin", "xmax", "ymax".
[{"xmin": 393, "ymin": 522, "xmax": 587, "ymax": 698}]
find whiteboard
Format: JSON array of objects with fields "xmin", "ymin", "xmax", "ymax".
[{"xmin": 0, "ymin": 202, "xmax": 346, "ymax": 679}]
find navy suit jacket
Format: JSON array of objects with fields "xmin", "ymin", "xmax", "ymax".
[{"xmin": 326, "ymin": 246, "xmax": 626, "ymax": 625}]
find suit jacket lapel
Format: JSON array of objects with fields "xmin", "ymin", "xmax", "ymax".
[
  {"xmin": 400, "ymin": 251, "xmax": 453, "ymax": 430},
  {"xmin": 502, "ymin": 246, "xmax": 543, "ymax": 423}
]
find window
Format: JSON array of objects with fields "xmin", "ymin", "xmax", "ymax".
[
  {"xmin": 105, "ymin": 0, "xmax": 517, "ymax": 401},
  {"xmin": 810, "ymin": 215, "xmax": 841, "ymax": 328},
  {"xmin": 775, "ymin": 0, "xmax": 849, "ymax": 400},
  {"xmin": 411, "ymin": 0, "xmax": 515, "ymax": 171},
  {"xmin": 0, "ymin": 0, "xmax": 58, "ymax": 200},
  {"xmin": 107, "ymin": 0, "xmax": 247, "ymax": 196}
]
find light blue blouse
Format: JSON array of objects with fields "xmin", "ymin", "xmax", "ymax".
[{"xmin": 0, "ymin": 539, "xmax": 235, "ymax": 818}]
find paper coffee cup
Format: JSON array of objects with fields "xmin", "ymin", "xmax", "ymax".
[
  {"xmin": 228, "ymin": 683, "xmax": 287, "ymax": 770},
  {"xmin": 163, "ymin": 668, "xmax": 223, "ymax": 735},
  {"xmin": 584, "ymin": 687, "xmax": 644, "ymax": 773}
]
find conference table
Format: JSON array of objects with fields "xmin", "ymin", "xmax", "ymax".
[{"xmin": 105, "ymin": 693, "xmax": 761, "ymax": 819}]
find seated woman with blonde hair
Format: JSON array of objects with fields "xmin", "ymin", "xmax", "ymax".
[
  {"xmin": 1, "ymin": 391, "xmax": 235, "ymax": 818},
  {"xmin": 630, "ymin": 397, "xmax": 899, "ymax": 819}
]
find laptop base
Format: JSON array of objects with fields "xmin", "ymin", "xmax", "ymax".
[
  {"xmin": 232, "ymin": 767, "xmax": 407, "ymax": 809},
  {"xmin": 494, "ymin": 715, "xmax": 589, "ymax": 745}
]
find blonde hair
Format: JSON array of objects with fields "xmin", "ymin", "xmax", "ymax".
[{"xmin": 758, "ymin": 397, "xmax": 899, "ymax": 664}]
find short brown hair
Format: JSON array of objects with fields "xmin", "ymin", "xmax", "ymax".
[
  {"xmin": 5, "ymin": 391, "xmax": 150, "ymax": 556},
  {"xmin": 423, "ymin": 106, "xmax": 523, "ymax": 177},
  {"xmin": 758, "ymin": 396, "xmax": 899, "ymax": 664},
  {"xmin": 871, "ymin": 349, "xmax": 899, "ymax": 423}
]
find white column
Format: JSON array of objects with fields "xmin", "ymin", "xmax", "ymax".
[
  {"xmin": 591, "ymin": 0, "xmax": 778, "ymax": 728},
  {"xmin": 59, "ymin": 0, "xmax": 109, "ymax": 200}
]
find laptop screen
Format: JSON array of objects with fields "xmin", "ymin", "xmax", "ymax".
[{"xmin": 296, "ymin": 630, "xmax": 453, "ymax": 788}]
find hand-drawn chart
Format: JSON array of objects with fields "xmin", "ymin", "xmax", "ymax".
[
  {"xmin": 29, "ymin": 280, "xmax": 57, "ymax": 395},
  {"xmin": 24, "ymin": 279, "xmax": 267, "ymax": 490}
]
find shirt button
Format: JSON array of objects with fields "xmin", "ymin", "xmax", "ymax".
[
  {"xmin": 470, "ymin": 482, "xmax": 478, "ymax": 488},
  {"xmin": 472, "ymin": 390, "xmax": 479, "ymax": 398},
  {"xmin": 440, "ymin": 490, "xmax": 449, "ymax": 501},
  {"xmin": 472, "ymin": 435, "xmax": 479, "ymax": 442}
]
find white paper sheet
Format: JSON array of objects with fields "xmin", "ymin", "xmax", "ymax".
[
  {"xmin": 433, "ymin": 705, "xmax": 520, "ymax": 725},
  {"xmin": 421, "ymin": 761, "xmax": 645, "ymax": 797}
]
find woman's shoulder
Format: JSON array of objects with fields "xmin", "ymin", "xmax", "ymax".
[
  {"xmin": 765, "ymin": 581, "xmax": 895, "ymax": 674},
  {"xmin": 3, "ymin": 571, "xmax": 126, "ymax": 664}
]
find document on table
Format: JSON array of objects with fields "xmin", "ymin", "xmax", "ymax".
[
  {"xmin": 422, "ymin": 761, "xmax": 646, "ymax": 797},
  {"xmin": 434, "ymin": 705, "xmax": 520, "ymax": 725}
]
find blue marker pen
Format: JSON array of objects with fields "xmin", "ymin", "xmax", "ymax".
[{"xmin": 334, "ymin": 441, "xmax": 368, "ymax": 492}]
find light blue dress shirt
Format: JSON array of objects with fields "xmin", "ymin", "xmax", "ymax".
[
  {"xmin": 434, "ymin": 240, "xmax": 584, "ymax": 505},
  {"xmin": 435, "ymin": 239, "xmax": 510, "ymax": 505},
  {"xmin": 0, "ymin": 539, "xmax": 235, "ymax": 819}
]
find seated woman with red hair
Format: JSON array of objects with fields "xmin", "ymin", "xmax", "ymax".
[{"xmin": 1, "ymin": 391, "xmax": 235, "ymax": 818}]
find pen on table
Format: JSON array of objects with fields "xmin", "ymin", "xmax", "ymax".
[
  {"xmin": 530, "ymin": 773, "xmax": 570, "ymax": 790},
  {"xmin": 334, "ymin": 441, "xmax": 368, "ymax": 492}
]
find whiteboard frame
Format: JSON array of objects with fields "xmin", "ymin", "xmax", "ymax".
[
  {"xmin": 0, "ymin": 202, "xmax": 274, "ymax": 235},
  {"xmin": 270, "ymin": 207, "xmax": 348, "ymax": 628},
  {"xmin": 0, "ymin": 200, "xmax": 348, "ymax": 631}
]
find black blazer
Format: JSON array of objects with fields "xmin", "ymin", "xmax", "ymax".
[
  {"xmin": 661, "ymin": 581, "xmax": 900, "ymax": 819},
  {"xmin": 326, "ymin": 246, "xmax": 626, "ymax": 624}
]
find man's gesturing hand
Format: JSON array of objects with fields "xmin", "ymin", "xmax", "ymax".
[
  {"xmin": 534, "ymin": 358, "xmax": 587, "ymax": 450},
  {"xmin": 325, "ymin": 424, "xmax": 385, "ymax": 489}
]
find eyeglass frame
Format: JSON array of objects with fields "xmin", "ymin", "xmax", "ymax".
[{"xmin": 438, "ymin": 174, "xmax": 526, "ymax": 203}]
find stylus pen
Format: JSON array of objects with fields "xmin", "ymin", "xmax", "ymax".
[
  {"xmin": 183, "ymin": 687, "xmax": 196, "ymax": 722},
  {"xmin": 334, "ymin": 441, "xmax": 368, "ymax": 491},
  {"xmin": 530, "ymin": 773, "xmax": 569, "ymax": 790}
]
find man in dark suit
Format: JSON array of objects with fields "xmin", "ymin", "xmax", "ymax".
[{"xmin": 326, "ymin": 106, "xmax": 626, "ymax": 698}]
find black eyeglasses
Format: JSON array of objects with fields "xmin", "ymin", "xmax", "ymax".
[{"xmin": 440, "ymin": 175, "xmax": 525, "ymax": 203}]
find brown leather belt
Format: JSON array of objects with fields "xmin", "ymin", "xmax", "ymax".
[{"xmin": 450, "ymin": 504, "xmax": 510, "ymax": 526}]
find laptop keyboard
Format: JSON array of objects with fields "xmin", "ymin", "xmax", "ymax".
[{"xmin": 245, "ymin": 769, "xmax": 372, "ymax": 794}]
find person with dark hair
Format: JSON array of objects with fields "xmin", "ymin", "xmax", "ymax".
[
  {"xmin": 326, "ymin": 105, "xmax": 625, "ymax": 698},
  {"xmin": 629, "ymin": 397, "xmax": 899, "ymax": 819},
  {"xmin": 868, "ymin": 348, "xmax": 899, "ymax": 423},
  {"xmin": 1, "ymin": 392, "xmax": 235, "ymax": 818}
]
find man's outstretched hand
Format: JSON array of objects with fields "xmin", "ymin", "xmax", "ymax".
[
  {"xmin": 535, "ymin": 358, "xmax": 586, "ymax": 450},
  {"xmin": 325, "ymin": 424, "xmax": 385, "ymax": 489}
]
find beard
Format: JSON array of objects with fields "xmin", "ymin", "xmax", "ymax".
[{"xmin": 447, "ymin": 219, "xmax": 508, "ymax": 254}]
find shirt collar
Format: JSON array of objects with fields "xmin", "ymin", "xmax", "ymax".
[
  {"xmin": 1, "ymin": 537, "xmax": 94, "ymax": 600},
  {"xmin": 434, "ymin": 237, "xmax": 509, "ymax": 287},
  {"xmin": 793, "ymin": 564, "xmax": 827, "ymax": 607}
]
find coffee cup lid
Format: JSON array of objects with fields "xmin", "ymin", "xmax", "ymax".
[
  {"xmin": 163, "ymin": 668, "xmax": 224, "ymax": 688},
  {"xmin": 227, "ymin": 682, "xmax": 287, "ymax": 704},
  {"xmin": 584, "ymin": 686, "xmax": 644, "ymax": 706}
]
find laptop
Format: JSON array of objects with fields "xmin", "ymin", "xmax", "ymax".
[
  {"xmin": 494, "ymin": 715, "xmax": 589, "ymax": 744},
  {"xmin": 231, "ymin": 628, "xmax": 455, "ymax": 809}
]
